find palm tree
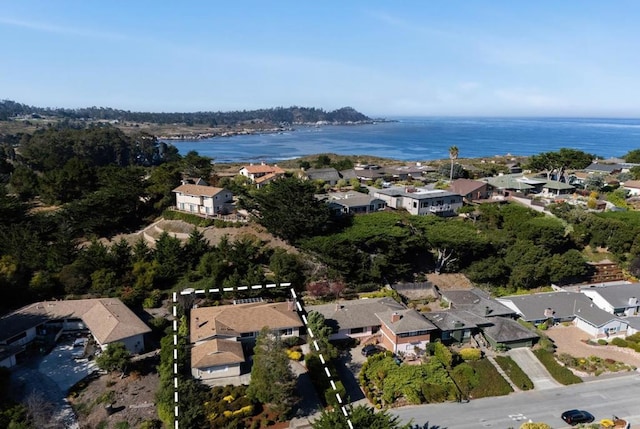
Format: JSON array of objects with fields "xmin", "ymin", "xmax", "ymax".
[{"xmin": 449, "ymin": 145, "xmax": 459, "ymax": 181}]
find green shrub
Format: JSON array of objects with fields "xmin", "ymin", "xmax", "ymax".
[
  {"xmin": 520, "ymin": 423, "xmax": 551, "ymax": 429},
  {"xmin": 494, "ymin": 355, "xmax": 534, "ymax": 390},
  {"xmin": 611, "ymin": 337, "xmax": 628, "ymax": 347},
  {"xmin": 626, "ymin": 332, "xmax": 640, "ymax": 342},
  {"xmin": 458, "ymin": 348, "xmax": 482, "ymax": 361},
  {"xmin": 597, "ymin": 339, "xmax": 608, "ymax": 345},
  {"xmin": 533, "ymin": 349, "xmax": 582, "ymax": 385}
]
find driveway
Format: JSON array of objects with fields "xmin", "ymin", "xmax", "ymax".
[
  {"xmin": 507, "ymin": 347, "xmax": 561, "ymax": 390},
  {"xmin": 10, "ymin": 337, "xmax": 97, "ymax": 428},
  {"xmin": 546, "ymin": 325, "xmax": 640, "ymax": 369}
]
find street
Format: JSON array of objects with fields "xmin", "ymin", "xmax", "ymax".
[{"xmin": 390, "ymin": 372, "xmax": 640, "ymax": 429}]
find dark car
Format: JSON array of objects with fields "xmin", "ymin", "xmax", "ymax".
[
  {"xmin": 561, "ymin": 409, "xmax": 594, "ymax": 426},
  {"xmin": 361, "ymin": 344, "xmax": 384, "ymax": 357}
]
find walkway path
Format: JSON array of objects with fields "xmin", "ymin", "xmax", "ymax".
[{"xmin": 508, "ymin": 348, "xmax": 561, "ymax": 390}]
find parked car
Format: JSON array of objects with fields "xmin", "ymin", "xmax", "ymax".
[
  {"xmin": 561, "ymin": 409, "xmax": 594, "ymax": 426},
  {"xmin": 361, "ymin": 344, "xmax": 384, "ymax": 357}
]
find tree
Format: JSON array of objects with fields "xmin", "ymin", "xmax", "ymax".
[
  {"xmin": 96, "ymin": 342, "xmax": 131, "ymax": 375},
  {"xmin": 247, "ymin": 327, "xmax": 298, "ymax": 418},
  {"xmin": 306, "ymin": 311, "xmax": 338, "ymax": 360},
  {"xmin": 449, "ymin": 145, "xmax": 459, "ymax": 182},
  {"xmin": 311, "ymin": 404, "xmax": 411, "ymax": 429},
  {"xmin": 181, "ymin": 150, "xmax": 213, "ymax": 179},
  {"xmin": 623, "ymin": 149, "xmax": 640, "ymax": 163},
  {"xmin": 525, "ymin": 148, "xmax": 594, "ymax": 181},
  {"xmin": 245, "ymin": 177, "xmax": 336, "ymax": 243}
]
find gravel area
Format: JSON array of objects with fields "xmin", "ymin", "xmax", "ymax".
[{"xmin": 545, "ymin": 325, "xmax": 640, "ymax": 369}]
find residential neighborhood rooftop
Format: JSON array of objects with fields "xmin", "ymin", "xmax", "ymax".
[
  {"xmin": 190, "ymin": 301, "xmax": 302, "ymax": 343},
  {"xmin": 0, "ymin": 298, "xmax": 151, "ymax": 345},
  {"xmin": 375, "ymin": 309, "xmax": 436, "ymax": 334},
  {"xmin": 191, "ymin": 338, "xmax": 245, "ymax": 369},
  {"xmin": 307, "ymin": 297, "xmax": 406, "ymax": 331}
]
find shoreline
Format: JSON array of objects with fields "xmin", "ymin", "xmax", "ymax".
[{"xmin": 157, "ymin": 120, "xmax": 389, "ymax": 141}]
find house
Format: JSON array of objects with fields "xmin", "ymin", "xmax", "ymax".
[
  {"xmin": 190, "ymin": 301, "xmax": 302, "ymax": 345},
  {"xmin": 587, "ymin": 260, "xmax": 625, "ymax": 283},
  {"xmin": 372, "ymin": 187, "xmax": 463, "ymax": 216},
  {"xmin": 422, "ymin": 310, "xmax": 479, "ymax": 345},
  {"xmin": 376, "ymin": 309, "xmax": 436, "ymax": 355},
  {"xmin": 239, "ymin": 163, "xmax": 286, "ymax": 188},
  {"xmin": 172, "ymin": 184, "xmax": 234, "ymax": 216},
  {"xmin": 191, "ymin": 339, "xmax": 245, "ymax": 381},
  {"xmin": 384, "ymin": 163, "xmax": 436, "ymax": 181},
  {"xmin": 584, "ymin": 162, "xmax": 623, "ymax": 175},
  {"xmin": 0, "ymin": 298, "xmax": 151, "ymax": 368},
  {"xmin": 482, "ymin": 174, "xmax": 537, "ymax": 196},
  {"xmin": 622, "ymin": 180, "xmax": 640, "ymax": 197},
  {"xmin": 497, "ymin": 291, "xmax": 627, "ymax": 339},
  {"xmin": 580, "ymin": 282, "xmax": 640, "ymax": 317},
  {"xmin": 481, "ymin": 317, "xmax": 539, "ymax": 349},
  {"xmin": 321, "ymin": 191, "xmax": 386, "ymax": 215},
  {"xmin": 448, "ymin": 179, "xmax": 492, "ymax": 201},
  {"xmin": 307, "ymin": 297, "xmax": 406, "ymax": 343},
  {"xmin": 541, "ymin": 180, "xmax": 575, "ymax": 197},
  {"xmin": 440, "ymin": 288, "xmax": 516, "ymax": 318},
  {"xmin": 344, "ymin": 164, "xmax": 387, "ymax": 182},
  {"xmin": 304, "ymin": 168, "xmax": 342, "ymax": 186},
  {"xmin": 189, "ymin": 301, "xmax": 302, "ymax": 382}
]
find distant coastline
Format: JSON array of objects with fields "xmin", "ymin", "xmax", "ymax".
[
  {"xmin": 167, "ymin": 117, "xmax": 640, "ymax": 164},
  {"xmin": 157, "ymin": 119, "xmax": 392, "ymax": 141}
]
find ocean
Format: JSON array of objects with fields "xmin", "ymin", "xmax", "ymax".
[{"xmin": 167, "ymin": 117, "xmax": 640, "ymax": 164}]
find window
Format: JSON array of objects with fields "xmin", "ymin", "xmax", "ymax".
[
  {"xmin": 413, "ymin": 201, "xmax": 417, "ymax": 208},
  {"xmin": 206, "ymin": 365, "xmax": 228, "ymax": 373},
  {"xmin": 240, "ymin": 332, "xmax": 256, "ymax": 338},
  {"xmin": 279, "ymin": 328, "xmax": 293, "ymax": 336},
  {"xmin": 398, "ymin": 330, "xmax": 429, "ymax": 338},
  {"xmin": 350, "ymin": 327, "xmax": 364, "ymax": 334}
]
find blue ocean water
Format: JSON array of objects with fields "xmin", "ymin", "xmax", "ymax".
[{"xmin": 168, "ymin": 117, "xmax": 640, "ymax": 164}]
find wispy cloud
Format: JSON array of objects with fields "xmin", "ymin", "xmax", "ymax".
[{"xmin": 0, "ymin": 17, "xmax": 128, "ymax": 41}]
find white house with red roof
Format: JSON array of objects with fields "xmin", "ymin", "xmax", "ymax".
[{"xmin": 239, "ymin": 163, "xmax": 286, "ymax": 188}]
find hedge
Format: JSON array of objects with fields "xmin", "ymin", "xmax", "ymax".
[{"xmin": 532, "ymin": 349, "xmax": 582, "ymax": 385}]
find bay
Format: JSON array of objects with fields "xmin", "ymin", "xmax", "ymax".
[{"xmin": 167, "ymin": 117, "xmax": 640, "ymax": 164}]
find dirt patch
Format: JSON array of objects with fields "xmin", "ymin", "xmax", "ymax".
[
  {"xmin": 102, "ymin": 219, "xmax": 298, "ymax": 254},
  {"xmin": 68, "ymin": 359, "xmax": 160, "ymax": 429},
  {"xmin": 426, "ymin": 273, "xmax": 474, "ymax": 291}
]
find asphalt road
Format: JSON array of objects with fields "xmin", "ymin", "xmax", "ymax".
[{"xmin": 390, "ymin": 372, "xmax": 640, "ymax": 429}]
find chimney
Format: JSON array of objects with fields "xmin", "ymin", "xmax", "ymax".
[
  {"xmin": 287, "ymin": 300, "xmax": 295, "ymax": 311},
  {"xmin": 543, "ymin": 308, "xmax": 554, "ymax": 318},
  {"xmin": 629, "ymin": 297, "xmax": 638, "ymax": 306},
  {"xmin": 391, "ymin": 312, "xmax": 401, "ymax": 323},
  {"xmin": 484, "ymin": 306, "xmax": 491, "ymax": 316}
]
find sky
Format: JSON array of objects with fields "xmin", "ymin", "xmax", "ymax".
[{"xmin": 1, "ymin": 1, "xmax": 639, "ymax": 117}]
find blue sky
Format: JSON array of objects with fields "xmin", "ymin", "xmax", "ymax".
[{"xmin": 1, "ymin": 1, "xmax": 639, "ymax": 117}]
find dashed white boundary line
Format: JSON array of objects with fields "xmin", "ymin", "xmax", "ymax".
[{"xmin": 171, "ymin": 283, "xmax": 354, "ymax": 429}]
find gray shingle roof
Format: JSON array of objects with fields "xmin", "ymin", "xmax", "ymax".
[
  {"xmin": 482, "ymin": 317, "xmax": 539, "ymax": 343},
  {"xmin": 497, "ymin": 291, "xmax": 619, "ymax": 327},
  {"xmin": 441, "ymin": 288, "xmax": 516, "ymax": 318},
  {"xmin": 581, "ymin": 283, "xmax": 640, "ymax": 309},
  {"xmin": 307, "ymin": 297, "xmax": 405, "ymax": 331},
  {"xmin": 422, "ymin": 310, "xmax": 479, "ymax": 331},
  {"xmin": 375, "ymin": 309, "xmax": 436, "ymax": 334},
  {"xmin": 375, "ymin": 187, "xmax": 459, "ymax": 200}
]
